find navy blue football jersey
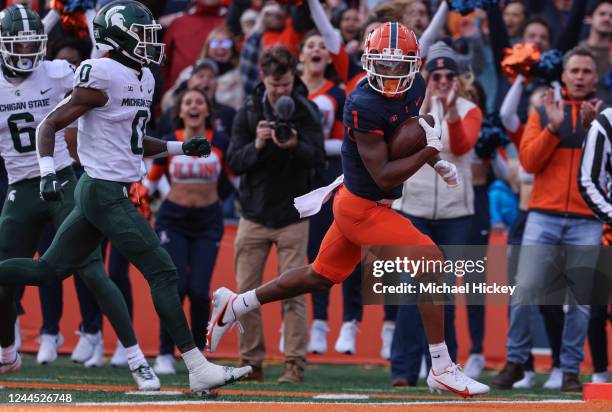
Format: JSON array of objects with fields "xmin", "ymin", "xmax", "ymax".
[{"xmin": 342, "ymin": 74, "xmax": 426, "ymax": 200}]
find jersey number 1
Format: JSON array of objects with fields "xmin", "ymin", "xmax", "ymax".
[
  {"xmin": 131, "ymin": 110, "xmax": 149, "ymax": 155},
  {"xmin": 8, "ymin": 112, "xmax": 36, "ymax": 153}
]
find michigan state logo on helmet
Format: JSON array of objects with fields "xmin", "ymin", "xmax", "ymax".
[
  {"xmin": 93, "ymin": 0, "xmax": 164, "ymax": 67},
  {"xmin": 0, "ymin": 5, "xmax": 47, "ymax": 74}
]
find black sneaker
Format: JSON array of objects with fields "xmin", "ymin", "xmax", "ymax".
[
  {"xmin": 561, "ymin": 372, "xmax": 582, "ymax": 392},
  {"xmin": 490, "ymin": 361, "xmax": 524, "ymax": 389}
]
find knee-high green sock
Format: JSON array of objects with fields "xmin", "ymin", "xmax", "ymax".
[
  {"xmin": 149, "ymin": 270, "xmax": 195, "ymax": 352},
  {"xmin": 0, "ymin": 258, "xmax": 56, "ymax": 286},
  {"xmin": 76, "ymin": 262, "xmax": 137, "ymax": 348}
]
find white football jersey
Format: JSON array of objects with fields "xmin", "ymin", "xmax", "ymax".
[
  {"xmin": 0, "ymin": 60, "xmax": 74, "ymax": 184},
  {"xmin": 75, "ymin": 58, "xmax": 154, "ymax": 183}
]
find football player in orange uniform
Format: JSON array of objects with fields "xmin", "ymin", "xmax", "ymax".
[{"xmin": 208, "ymin": 22, "xmax": 489, "ymax": 397}]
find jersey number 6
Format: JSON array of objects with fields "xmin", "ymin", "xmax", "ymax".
[{"xmin": 8, "ymin": 112, "xmax": 36, "ymax": 153}]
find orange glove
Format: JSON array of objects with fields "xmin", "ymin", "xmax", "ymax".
[{"xmin": 130, "ymin": 182, "xmax": 152, "ymax": 220}]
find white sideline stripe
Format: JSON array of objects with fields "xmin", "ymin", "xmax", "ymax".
[
  {"xmin": 65, "ymin": 400, "xmax": 585, "ymax": 406},
  {"xmin": 313, "ymin": 394, "xmax": 370, "ymax": 399},
  {"xmin": 124, "ymin": 391, "xmax": 184, "ymax": 396}
]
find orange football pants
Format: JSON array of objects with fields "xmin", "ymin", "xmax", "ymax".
[{"xmin": 312, "ymin": 185, "xmax": 438, "ymax": 283}]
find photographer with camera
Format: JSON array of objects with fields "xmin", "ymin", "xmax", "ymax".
[{"xmin": 226, "ymin": 45, "xmax": 325, "ymax": 383}]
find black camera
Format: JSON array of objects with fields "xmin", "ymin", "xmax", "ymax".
[{"xmin": 273, "ymin": 96, "xmax": 295, "ymax": 143}]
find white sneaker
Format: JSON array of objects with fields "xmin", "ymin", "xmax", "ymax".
[
  {"xmin": 427, "ymin": 363, "xmax": 490, "ymax": 398},
  {"xmin": 419, "ymin": 355, "xmax": 427, "ymax": 379},
  {"xmin": 37, "ymin": 333, "xmax": 63, "ymax": 364},
  {"xmin": 71, "ymin": 331, "xmax": 102, "ymax": 363},
  {"xmin": 380, "ymin": 322, "xmax": 394, "ymax": 360},
  {"xmin": 14, "ymin": 318, "xmax": 20, "ymax": 352},
  {"xmin": 543, "ymin": 367, "xmax": 563, "ymax": 389},
  {"xmin": 278, "ymin": 323, "xmax": 284, "ymax": 354},
  {"xmin": 153, "ymin": 354, "xmax": 176, "ymax": 375},
  {"xmin": 207, "ymin": 287, "xmax": 241, "ymax": 353},
  {"xmin": 131, "ymin": 364, "xmax": 161, "ymax": 391},
  {"xmin": 0, "ymin": 353, "xmax": 21, "ymax": 374},
  {"xmin": 84, "ymin": 338, "xmax": 104, "ymax": 368},
  {"xmin": 334, "ymin": 320, "xmax": 357, "ymax": 354},
  {"xmin": 110, "ymin": 341, "xmax": 128, "ymax": 367},
  {"xmin": 592, "ymin": 371, "xmax": 609, "ymax": 383},
  {"xmin": 307, "ymin": 320, "xmax": 329, "ymax": 354},
  {"xmin": 189, "ymin": 361, "xmax": 252, "ymax": 395},
  {"xmin": 463, "ymin": 353, "xmax": 485, "ymax": 379},
  {"xmin": 513, "ymin": 371, "xmax": 536, "ymax": 389}
]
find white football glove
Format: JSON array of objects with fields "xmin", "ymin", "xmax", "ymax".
[
  {"xmin": 434, "ymin": 159, "xmax": 460, "ymax": 188},
  {"xmin": 418, "ymin": 113, "xmax": 442, "ymax": 152}
]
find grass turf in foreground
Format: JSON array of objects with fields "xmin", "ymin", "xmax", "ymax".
[{"xmin": 0, "ymin": 355, "xmax": 586, "ymax": 405}]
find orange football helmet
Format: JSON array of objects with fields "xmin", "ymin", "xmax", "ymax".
[{"xmin": 361, "ymin": 22, "xmax": 421, "ymax": 96}]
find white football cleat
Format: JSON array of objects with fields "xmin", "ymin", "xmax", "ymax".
[
  {"xmin": 334, "ymin": 320, "xmax": 357, "ymax": 355},
  {"xmin": 543, "ymin": 367, "xmax": 563, "ymax": 389},
  {"xmin": 110, "ymin": 341, "xmax": 128, "ymax": 368},
  {"xmin": 463, "ymin": 353, "xmax": 485, "ymax": 379},
  {"xmin": 37, "ymin": 333, "xmax": 63, "ymax": 365},
  {"xmin": 207, "ymin": 287, "xmax": 241, "ymax": 352},
  {"xmin": 131, "ymin": 364, "xmax": 161, "ymax": 391},
  {"xmin": 0, "ymin": 353, "xmax": 21, "ymax": 374},
  {"xmin": 380, "ymin": 322, "xmax": 394, "ymax": 360},
  {"xmin": 189, "ymin": 361, "xmax": 252, "ymax": 395},
  {"xmin": 513, "ymin": 371, "xmax": 536, "ymax": 389},
  {"xmin": 307, "ymin": 320, "xmax": 329, "ymax": 354},
  {"xmin": 84, "ymin": 338, "xmax": 104, "ymax": 368},
  {"xmin": 71, "ymin": 331, "xmax": 102, "ymax": 363},
  {"xmin": 153, "ymin": 354, "xmax": 176, "ymax": 375},
  {"xmin": 427, "ymin": 363, "xmax": 490, "ymax": 398}
]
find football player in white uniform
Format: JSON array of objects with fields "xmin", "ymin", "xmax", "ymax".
[
  {"xmin": 0, "ymin": 1, "xmax": 251, "ymax": 395},
  {"xmin": 0, "ymin": 4, "xmax": 162, "ymax": 391}
]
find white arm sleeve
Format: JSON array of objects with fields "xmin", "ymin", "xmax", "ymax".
[
  {"xmin": 419, "ymin": 1, "xmax": 449, "ymax": 58},
  {"xmin": 324, "ymin": 139, "xmax": 342, "ymax": 156},
  {"xmin": 306, "ymin": 0, "xmax": 342, "ymax": 55},
  {"xmin": 42, "ymin": 10, "xmax": 60, "ymax": 34},
  {"xmin": 500, "ymin": 75, "xmax": 524, "ymax": 133}
]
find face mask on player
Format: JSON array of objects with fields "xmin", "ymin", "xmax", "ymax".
[
  {"xmin": 0, "ymin": 31, "xmax": 47, "ymax": 74},
  {"xmin": 361, "ymin": 22, "xmax": 421, "ymax": 96},
  {"xmin": 128, "ymin": 22, "xmax": 164, "ymax": 66}
]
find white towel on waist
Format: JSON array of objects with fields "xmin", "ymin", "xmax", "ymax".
[{"xmin": 294, "ymin": 174, "xmax": 344, "ymax": 218}]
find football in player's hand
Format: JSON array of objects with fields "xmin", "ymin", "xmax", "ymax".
[{"xmin": 388, "ymin": 114, "xmax": 434, "ymax": 160}]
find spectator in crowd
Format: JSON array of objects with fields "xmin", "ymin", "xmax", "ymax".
[
  {"xmin": 146, "ymin": 88, "xmax": 229, "ymax": 375},
  {"xmin": 579, "ymin": 106, "xmax": 612, "ymax": 384},
  {"xmin": 199, "ymin": 26, "xmax": 244, "ymax": 111},
  {"xmin": 503, "ymin": 1, "xmax": 527, "ymax": 45},
  {"xmin": 492, "ymin": 47, "xmax": 603, "ymax": 393},
  {"xmin": 235, "ymin": 1, "xmax": 313, "ymax": 95},
  {"xmin": 160, "ymin": 59, "xmax": 236, "ymax": 141},
  {"xmin": 499, "ymin": 71, "xmax": 567, "ymax": 389},
  {"xmin": 162, "ymin": 0, "xmax": 228, "ymax": 92},
  {"xmin": 331, "ymin": 6, "xmax": 362, "ymax": 55},
  {"xmin": 580, "ymin": 0, "xmax": 612, "ymax": 103},
  {"xmin": 391, "ymin": 42, "xmax": 483, "ymax": 386},
  {"xmin": 226, "ymin": 45, "xmax": 324, "ymax": 383}
]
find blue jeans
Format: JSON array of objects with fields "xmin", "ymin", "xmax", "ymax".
[
  {"xmin": 507, "ymin": 211, "xmax": 602, "ymax": 373},
  {"xmin": 391, "ymin": 214, "xmax": 472, "ymax": 381}
]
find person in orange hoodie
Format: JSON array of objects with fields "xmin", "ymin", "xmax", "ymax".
[{"xmin": 492, "ymin": 47, "xmax": 604, "ymax": 393}]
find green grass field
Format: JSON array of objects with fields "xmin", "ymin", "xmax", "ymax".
[{"xmin": 0, "ymin": 354, "xmax": 586, "ymax": 405}]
